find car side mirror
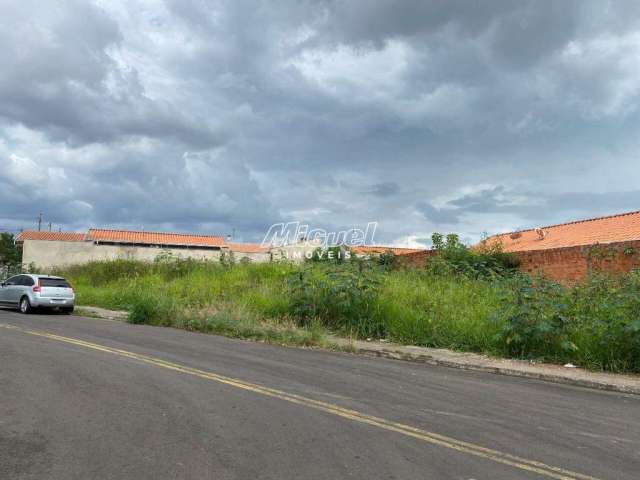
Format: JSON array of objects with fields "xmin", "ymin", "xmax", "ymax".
[{"xmin": 0, "ymin": 282, "xmax": 5, "ymax": 287}]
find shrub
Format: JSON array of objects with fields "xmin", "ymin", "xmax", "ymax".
[
  {"xmin": 127, "ymin": 292, "xmax": 175, "ymax": 325},
  {"xmin": 428, "ymin": 233, "xmax": 520, "ymax": 279},
  {"xmin": 569, "ymin": 272, "xmax": 640, "ymax": 371},
  {"xmin": 288, "ymin": 262, "xmax": 384, "ymax": 336},
  {"xmin": 493, "ymin": 274, "xmax": 576, "ymax": 360}
]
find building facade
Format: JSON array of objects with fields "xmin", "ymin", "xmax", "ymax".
[{"xmin": 17, "ymin": 229, "xmax": 228, "ymax": 270}]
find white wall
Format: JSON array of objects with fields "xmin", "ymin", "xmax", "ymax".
[
  {"xmin": 228, "ymin": 251, "xmax": 271, "ymax": 263},
  {"xmin": 22, "ymin": 240, "xmax": 225, "ymax": 270}
]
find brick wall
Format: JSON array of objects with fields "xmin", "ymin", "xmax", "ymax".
[
  {"xmin": 515, "ymin": 241, "xmax": 640, "ymax": 282},
  {"xmin": 397, "ymin": 249, "xmax": 437, "ymax": 267},
  {"xmin": 398, "ymin": 241, "xmax": 640, "ymax": 282}
]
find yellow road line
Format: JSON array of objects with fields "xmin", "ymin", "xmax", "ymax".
[{"xmin": 0, "ymin": 323, "xmax": 600, "ymax": 480}]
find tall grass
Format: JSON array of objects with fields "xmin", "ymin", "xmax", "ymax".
[{"xmin": 58, "ymin": 258, "xmax": 640, "ymax": 373}]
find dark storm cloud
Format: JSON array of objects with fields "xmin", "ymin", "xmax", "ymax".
[
  {"xmin": 0, "ymin": 0, "xmax": 222, "ymax": 147},
  {"xmin": 1, "ymin": 0, "xmax": 640, "ymax": 243},
  {"xmin": 417, "ymin": 186, "xmax": 640, "ymax": 233},
  {"xmin": 416, "ymin": 202, "xmax": 461, "ymax": 225}
]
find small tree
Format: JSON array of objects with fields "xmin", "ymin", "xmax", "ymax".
[
  {"xmin": 428, "ymin": 232, "xmax": 520, "ymax": 278},
  {"xmin": 0, "ymin": 232, "xmax": 21, "ymax": 266}
]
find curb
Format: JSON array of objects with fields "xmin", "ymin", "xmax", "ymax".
[
  {"xmin": 76, "ymin": 306, "xmax": 640, "ymax": 396},
  {"xmin": 348, "ymin": 344, "xmax": 640, "ymax": 396}
]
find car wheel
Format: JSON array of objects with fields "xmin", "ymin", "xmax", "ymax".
[{"xmin": 19, "ymin": 296, "xmax": 32, "ymax": 314}]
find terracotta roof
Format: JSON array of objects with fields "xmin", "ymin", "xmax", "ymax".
[
  {"xmin": 87, "ymin": 229, "xmax": 225, "ymax": 247},
  {"xmin": 227, "ymin": 242, "xmax": 271, "ymax": 254},
  {"xmin": 487, "ymin": 210, "xmax": 640, "ymax": 252},
  {"xmin": 350, "ymin": 245, "xmax": 426, "ymax": 256},
  {"xmin": 15, "ymin": 231, "xmax": 87, "ymax": 243}
]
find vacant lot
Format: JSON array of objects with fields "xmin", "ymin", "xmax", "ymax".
[{"xmin": 58, "ymin": 256, "xmax": 640, "ymax": 373}]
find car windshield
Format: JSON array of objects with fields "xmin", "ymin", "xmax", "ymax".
[{"xmin": 39, "ymin": 277, "xmax": 71, "ymax": 288}]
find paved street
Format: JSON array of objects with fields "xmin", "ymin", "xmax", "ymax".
[{"xmin": 1, "ymin": 308, "xmax": 639, "ymax": 480}]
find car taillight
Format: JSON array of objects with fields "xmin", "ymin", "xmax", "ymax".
[{"xmin": 32, "ymin": 285, "xmax": 41, "ymax": 293}]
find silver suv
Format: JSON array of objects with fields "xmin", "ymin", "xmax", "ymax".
[{"xmin": 0, "ymin": 274, "xmax": 75, "ymax": 314}]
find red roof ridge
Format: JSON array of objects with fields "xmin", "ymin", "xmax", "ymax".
[
  {"xmin": 87, "ymin": 227, "xmax": 224, "ymax": 239},
  {"xmin": 494, "ymin": 209, "xmax": 640, "ymax": 237},
  {"xmin": 15, "ymin": 230, "xmax": 87, "ymax": 242}
]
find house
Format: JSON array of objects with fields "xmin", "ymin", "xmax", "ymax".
[
  {"xmin": 17, "ymin": 228, "xmax": 229, "ymax": 269},
  {"xmin": 485, "ymin": 210, "xmax": 640, "ymax": 281}
]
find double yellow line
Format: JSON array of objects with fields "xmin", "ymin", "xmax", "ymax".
[{"xmin": 0, "ymin": 323, "xmax": 600, "ymax": 480}]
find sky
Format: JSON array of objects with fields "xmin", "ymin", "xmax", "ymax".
[{"xmin": 1, "ymin": 0, "xmax": 640, "ymax": 246}]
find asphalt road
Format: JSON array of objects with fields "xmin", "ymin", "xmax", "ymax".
[{"xmin": 1, "ymin": 309, "xmax": 639, "ymax": 480}]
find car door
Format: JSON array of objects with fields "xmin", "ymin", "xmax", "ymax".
[
  {"xmin": 0, "ymin": 275, "xmax": 20, "ymax": 305},
  {"xmin": 16, "ymin": 275, "xmax": 33, "ymax": 303},
  {"xmin": 0, "ymin": 277, "xmax": 8, "ymax": 303}
]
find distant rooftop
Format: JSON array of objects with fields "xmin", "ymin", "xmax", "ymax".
[
  {"xmin": 227, "ymin": 242, "xmax": 271, "ymax": 254},
  {"xmin": 488, "ymin": 210, "xmax": 640, "ymax": 252},
  {"xmin": 15, "ymin": 231, "xmax": 86, "ymax": 243},
  {"xmin": 350, "ymin": 245, "xmax": 426, "ymax": 256},
  {"xmin": 87, "ymin": 228, "xmax": 225, "ymax": 247},
  {"xmin": 16, "ymin": 228, "xmax": 226, "ymax": 248}
]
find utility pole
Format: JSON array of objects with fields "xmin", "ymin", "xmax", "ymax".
[{"xmin": 37, "ymin": 212, "xmax": 43, "ymax": 231}]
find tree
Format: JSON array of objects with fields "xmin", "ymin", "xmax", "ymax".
[{"xmin": 0, "ymin": 232, "xmax": 21, "ymax": 266}]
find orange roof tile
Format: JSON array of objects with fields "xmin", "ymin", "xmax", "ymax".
[
  {"xmin": 487, "ymin": 210, "xmax": 640, "ymax": 252},
  {"xmin": 227, "ymin": 242, "xmax": 271, "ymax": 254},
  {"xmin": 15, "ymin": 231, "xmax": 87, "ymax": 243},
  {"xmin": 350, "ymin": 245, "xmax": 426, "ymax": 256},
  {"xmin": 87, "ymin": 229, "xmax": 225, "ymax": 247}
]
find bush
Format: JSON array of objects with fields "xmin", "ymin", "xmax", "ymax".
[
  {"xmin": 570, "ymin": 272, "xmax": 640, "ymax": 371},
  {"xmin": 493, "ymin": 271, "xmax": 640, "ymax": 370},
  {"xmin": 288, "ymin": 262, "xmax": 384, "ymax": 336},
  {"xmin": 494, "ymin": 274, "xmax": 576, "ymax": 360},
  {"xmin": 127, "ymin": 292, "xmax": 175, "ymax": 325},
  {"xmin": 428, "ymin": 233, "xmax": 520, "ymax": 279}
]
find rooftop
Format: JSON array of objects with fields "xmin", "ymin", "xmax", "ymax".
[
  {"xmin": 15, "ymin": 231, "xmax": 87, "ymax": 243},
  {"xmin": 87, "ymin": 228, "xmax": 226, "ymax": 247},
  {"xmin": 227, "ymin": 242, "xmax": 271, "ymax": 254},
  {"xmin": 487, "ymin": 210, "xmax": 640, "ymax": 252}
]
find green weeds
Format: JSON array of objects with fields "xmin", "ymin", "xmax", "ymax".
[{"xmin": 57, "ymin": 257, "xmax": 640, "ymax": 373}]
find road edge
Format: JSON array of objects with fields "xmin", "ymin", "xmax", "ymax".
[
  {"xmin": 78, "ymin": 305, "xmax": 640, "ymax": 396},
  {"xmin": 338, "ymin": 341, "xmax": 640, "ymax": 395}
]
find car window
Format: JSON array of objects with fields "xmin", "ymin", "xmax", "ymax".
[
  {"xmin": 5, "ymin": 276, "xmax": 20, "ymax": 286},
  {"xmin": 39, "ymin": 277, "xmax": 71, "ymax": 288},
  {"xmin": 21, "ymin": 276, "xmax": 35, "ymax": 287}
]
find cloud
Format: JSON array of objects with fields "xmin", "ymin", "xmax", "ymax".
[
  {"xmin": 366, "ymin": 182, "xmax": 401, "ymax": 197},
  {"xmin": 0, "ymin": 0, "xmax": 222, "ymax": 147},
  {"xmin": 416, "ymin": 202, "xmax": 461, "ymax": 225},
  {"xmin": 1, "ymin": 0, "xmax": 640, "ymax": 243}
]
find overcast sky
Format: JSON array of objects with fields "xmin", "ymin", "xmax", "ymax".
[{"xmin": 1, "ymin": 1, "xmax": 640, "ymax": 246}]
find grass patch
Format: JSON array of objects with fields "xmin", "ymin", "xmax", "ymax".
[{"xmin": 57, "ymin": 257, "xmax": 640, "ymax": 373}]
